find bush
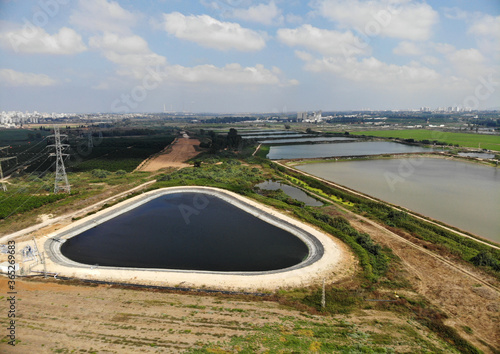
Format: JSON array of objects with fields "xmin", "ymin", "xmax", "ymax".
[
  {"xmin": 91, "ymin": 169, "xmax": 110, "ymax": 178},
  {"xmin": 470, "ymin": 251, "xmax": 500, "ymax": 270}
]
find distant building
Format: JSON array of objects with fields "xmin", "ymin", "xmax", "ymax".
[{"xmin": 296, "ymin": 112, "xmax": 307, "ymax": 121}]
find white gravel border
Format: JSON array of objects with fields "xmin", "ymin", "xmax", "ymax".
[{"xmin": 43, "ymin": 186, "xmax": 351, "ymax": 291}]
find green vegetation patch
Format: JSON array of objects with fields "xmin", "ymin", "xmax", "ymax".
[
  {"xmin": 0, "ymin": 192, "xmax": 67, "ymax": 219},
  {"xmin": 353, "ymin": 129, "xmax": 500, "ymax": 151},
  {"xmin": 68, "ymin": 134, "xmax": 175, "ymax": 172}
]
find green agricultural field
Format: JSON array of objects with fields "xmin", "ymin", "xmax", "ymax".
[
  {"xmin": 352, "ymin": 129, "xmax": 500, "ymax": 151},
  {"xmin": 0, "ymin": 128, "xmax": 51, "ymax": 143}
]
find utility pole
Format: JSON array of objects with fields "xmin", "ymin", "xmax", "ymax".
[
  {"xmin": 48, "ymin": 126, "xmax": 71, "ymax": 194},
  {"xmin": 41, "ymin": 252, "xmax": 47, "ymax": 278},
  {"xmin": 321, "ymin": 278, "xmax": 326, "ymax": 309}
]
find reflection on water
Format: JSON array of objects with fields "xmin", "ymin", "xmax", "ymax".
[
  {"xmin": 260, "ymin": 137, "xmax": 356, "ymax": 144},
  {"xmin": 242, "ymin": 133, "xmax": 307, "ymax": 139},
  {"xmin": 298, "ymin": 158, "xmax": 500, "ymax": 242},
  {"xmin": 256, "ymin": 180, "xmax": 323, "ymax": 207},
  {"xmin": 268, "ymin": 141, "xmax": 432, "ymax": 159},
  {"xmin": 458, "ymin": 152, "xmax": 495, "ymax": 159}
]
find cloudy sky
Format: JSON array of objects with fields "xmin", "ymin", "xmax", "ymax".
[{"xmin": 0, "ymin": 0, "xmax": 499, "ymax": 113}]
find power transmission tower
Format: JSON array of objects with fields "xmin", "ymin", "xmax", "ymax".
[
  {"xmin": 88, "ymin": 130, "xmax": 93, "ymax": 149},
  {"xmin": 48, "ymin": 127, "xmax": 71, "ymax": 194},
  {"xmin": 0, "ymin": 146, "xmax": 16, "ymax": 192}
]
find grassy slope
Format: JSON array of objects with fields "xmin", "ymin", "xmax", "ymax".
[{"xmin": 352, "ymin": 129, "xmax": 500, "ymax": 151}]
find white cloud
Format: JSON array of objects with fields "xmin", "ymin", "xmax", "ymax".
[
  {"xmin": 0, "ymin": 26, "xmax": 86, "ymax": 55},
  {"xmin": 448, "ymin": 48, "xmax": 484, "ymax": 64},
  {"xmin": 90, "ymin": 33, "xmax": 166, "ymax": 79},
  {"xmin": 166, "ymin": 63, "xmax": 295, "ymax": 86},
  {"xmin": 89, "ymin": 32, "xmax": 150, "ymax": 54},
  {"xmin": 432, "ymin": 42, "xmax": 455, "ymax": 55},
  {"xmin": 278, "ymin": 24, "xmax": 369, "ymax": 57},
  {"xmin": 442, "ymin": 7, "xmax": 468, "ymax": 20},
  {"xmin": 226, "ymin": 1, "xmax": 283, "ymax": 26},
  {"xmin": 70, "ymin": 0, "xmax": 137, "ymax": 34},
  {"xmin": 421, "ymin": 55, "xmax": 440, "ymax": 66},
  {"xmin": 315, "ymin": 0, "xmax": 439, "ymax": 41},
  {"xmin": 468, "ymin": 14, "xmax": 500, "ymax": 57},
  {"xmin": 0, "ymin": 69, "xmax": 57, "ymax": 86},
  {"xmin": 162, "ymin": 12, "xmax": 266, "ymax": 51},
  {"xmin": 468, "ymin": 14, "xmax": 500, "ymax": 39},
  {"xmin": 393, "ymin": 41, "xmax": 423, "ymax": 56},
  {"xmin": 447, "ymin": 48, "xmax": 488, "ymax": 78},
  {"xmin": 286, "ymin": 14, "xmax": 303, "ymax": 25},
  {"xmin": 298, "ymin": 54, "xmax": 440, "ymax": 85}
]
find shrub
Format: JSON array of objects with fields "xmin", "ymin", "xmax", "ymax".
[{"xmin": 91, "ymin": 169, "xmax": 110, "ymax": 178}]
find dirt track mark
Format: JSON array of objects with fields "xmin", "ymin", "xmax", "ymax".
[{"xmin": 137, "ymin": 138, "xmax": 201, "ymax": 171}]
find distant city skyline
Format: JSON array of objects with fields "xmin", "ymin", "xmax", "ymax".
[{"xmin": 0, "ymin": 0, "xmax": 499, "ymax": 113}]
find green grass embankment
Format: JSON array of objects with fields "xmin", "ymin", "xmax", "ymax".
[{"xmin": 352, "ymin": 129, "xmax": 500, "ymax": 151}]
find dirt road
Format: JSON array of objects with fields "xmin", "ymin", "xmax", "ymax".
[{"xmin": 137, "ymin": 138, "xmax": 201, "ymax": 171}]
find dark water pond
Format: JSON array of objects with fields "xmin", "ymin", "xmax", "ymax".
[
  {"xmin": 256, "ymin": 180, "xmax": 323, "ymax": 206},
  {"xmin": 60, "ymin": 193, "xmax": 309, "ymax": 272}
]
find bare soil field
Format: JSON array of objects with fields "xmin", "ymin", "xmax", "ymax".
[
  {"xmin": 0, "ymin": 277, "xmax": 457, "ymax": 353},
  {"xmin": 324, "ymin": 205, "xmax": 500, "ymax": 353},
  {"xmin": 137, "ymin": 138, "xmax": 201, "ymax": 171}
]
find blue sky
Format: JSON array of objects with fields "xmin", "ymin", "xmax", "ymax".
[{"xmin": 0, "ymin": 0, "xmax": 499, "ymax": 113}]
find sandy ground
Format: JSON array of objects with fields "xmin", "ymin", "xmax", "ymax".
[
  {"xmin": 0, "ymin": 277, "xmax": 457, "ymax": 354},
  {"xmin": 137, "ymin": 138, "xmax": 201, "ymax": 171},
  {"xmin": 36, "ymin": 186, "xmax": 356, "ymax": 292},
  {"xmin": 347, "ymin": 214, "xmax": 500, "ymax": 352}
]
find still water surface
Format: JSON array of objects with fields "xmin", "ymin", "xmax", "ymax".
[
  {"xmin": 298, "ymin": 158, "xmax": 500, "ymax": 242},
  {"xmin": 458, "ymin": 152, "xmax": 495, "ymax": 159},
  {"xmin": 268, "ymin": 141, "xmax": 431, "ymax": 159},
  {"xmin": 61, "ymin": 193, "xmax": 309, "ymax": 271},
  {"xmin": 242, "ymin": 133, "xmax": 307, "ymax": 139},
  {"xmin": 256, "ymin": 180, "xmax": 323, "ymax": 206},
  {"xmin": 260, "ymin": 137, "xmax": 356, "ymax": 144}
]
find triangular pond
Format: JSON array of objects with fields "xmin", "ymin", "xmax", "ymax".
[{"xmin": 60, "ymin": 192, "xmax": 310, "ymax": 272}]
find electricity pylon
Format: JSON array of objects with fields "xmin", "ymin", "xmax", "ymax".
[
  {"xmin": 88, "ymin": 130, "xmax": 93, "ymax": 149},
  {"xmin": 48, "ymin": 127, "xmax": 70, "ymax": 194}
]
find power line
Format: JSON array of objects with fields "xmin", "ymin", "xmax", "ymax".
[
  {"xmin": 1, "ymin": 161, "xmax": 56, "ymax": 220},
  {"xmin": 0, "ymin": 156, "xmax": 16, "ymax": 191},
  {"xmin": 0, "ymin": 154, "xmax": 53, "ymax": 205}
]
